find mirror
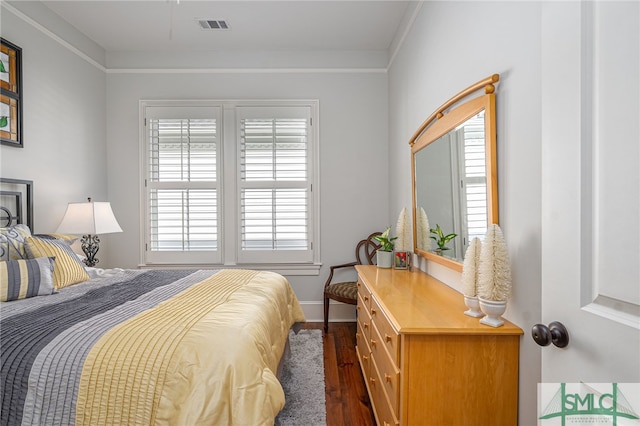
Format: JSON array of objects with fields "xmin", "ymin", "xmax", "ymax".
[{"xmin": 410, "ymin": 75, "xmax": 499, "ymax": 272}]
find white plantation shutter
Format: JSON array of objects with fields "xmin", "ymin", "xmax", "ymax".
[
  {"xmin": 144, "ymin": 106, "xmax": 221, "ymax": 264},
  {"xmin": 240, "ymin": 188, "xmax": 308, "ymax": 249},
  {"xmin": 141, "ymin": 102, "xmax": 318, "ymax": 268},
  {"xmin": 149, "ymin": 119, "xmax": 217, "ymax": 182},
  {"xmin": 459, "ymin": 111, "xmax": 489, "ymax": 249},
  {"xmin": 149, "ymin": 188, "xmax": 217, "ymax": 251},
  {"xmin": 237, "ymin": 107, "xmax": 313, "ymax": 263}
]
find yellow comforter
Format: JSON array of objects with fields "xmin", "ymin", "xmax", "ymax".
[{"xmin": 76, "ymin": 269, "xmax": 306, "ymax": 426}]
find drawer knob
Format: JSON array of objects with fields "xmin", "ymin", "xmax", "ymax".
[
  {"xmin": 369, "ymin": 377, "xmax": 376, "ymax": 385},
  {"xmin": 370, "ymin": 339, "xmax": 377, "ymax": 347},
  {"xmin": 371, "ymin": 308, "xmax": 377, "ymax": 315},
  {"xmin": 385, "ymin": 334, "xmax": 392, "ymax": 343},
  {"xmin": 385, "ymin": 373, "xmax": 392, "ymax": 383},
  {"xmin": 356, "ymin": 332, "xmax": 360, "ymax": 339},
  {"xmin": 364, "ymin": 296, "xmax": 369, "ymax": 301},
  {"xmin": 364, "ymin": 323, "xmax": 369, "ymax": 329},
  {"xmin": 384, "ymin": 422, "xmax": 391, "ymax": 426},
  {"xmin": 362, "ymin": 355, "xmax": 368, "ymax": 361}
]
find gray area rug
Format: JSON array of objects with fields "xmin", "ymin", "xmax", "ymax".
[{"xmin": 275, "ymin": 329, "xmax": 326, "ymax": 425}]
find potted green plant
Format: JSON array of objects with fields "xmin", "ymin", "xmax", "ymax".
[
  {"xmin": 373, "ymin": 227, "xmax": 397, "ymax": 268},
  {"xmin": 430, "ymin": 224, "xmax": 457, "ymax": 255}
]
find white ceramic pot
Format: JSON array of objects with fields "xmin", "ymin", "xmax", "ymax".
[
  {"xmin": 376, "ymin": 250, "xmax": 393, "ymax": 268},
  {"xmin": 463, "ymin": 295, "xmax": 484, "ymax": 318},
  {"xmin": 478, "ymin": 298, "xmax": 507, "ymax": 327}
]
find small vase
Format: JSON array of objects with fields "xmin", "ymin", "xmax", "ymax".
[
  {"xmin": 376, "ymin": 250, "xmax": 393, "ymax": 268},
  {"xmin": 463, "ymin": 295, "xmax": 484, "ymax": 318},
  {"xmin": 478, "ymin": 298, "xmax": 507, "ymax": 327}
]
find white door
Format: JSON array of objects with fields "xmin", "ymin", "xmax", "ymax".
[{"xmin": 540, "ymin": 0, "xmax": 640, "ymax": 422}]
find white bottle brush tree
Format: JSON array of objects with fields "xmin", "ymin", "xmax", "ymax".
[
  {"xmin": 416, "ymin": 207, "xmax": 431, "ymax": 251},
  {"xmin": 394, "ymin": 207, "xmax": 412, "ymax": 252},
  {"xmin": 477, "ymin": 224, "xmax": 512, "ymax": 302},
  {"xmin": 461, "ymin": 237, "xmax": 482, "ymax": 297}
]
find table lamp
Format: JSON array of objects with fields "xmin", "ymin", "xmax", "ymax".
[{"xmin": 56, "ymin": 197, "xmax": 123, "ymax": 267}]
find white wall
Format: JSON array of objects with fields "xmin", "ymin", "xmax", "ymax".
[
  {"xmin": 1, "ymin": 3, "xmax": 390, "ymax": 316},
  {"xmin": 388, "ymin": 2, "xmax": 543, "ymax": 423},
  {"xmin": 104, "ymin": 71, "xmax": 390, "ymax": 309},
  {"xmin": 0, "ymin": 4, "xmax": 107, "ymax": 245}
]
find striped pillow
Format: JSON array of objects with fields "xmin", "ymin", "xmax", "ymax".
[
  {"xmin": 34, "ymin": 233, "xmax": 85, "ymax": 261},
  {"xmin": 25, "ymin": 236, "xmax": 90, "ymax": 289},
  {"xmin": 34, "ymin": 233, "xmax": 79, "ymax": 244},
  {"xmin": 0, "ymin": 257, "xmax": 56, "ymax": 302}
]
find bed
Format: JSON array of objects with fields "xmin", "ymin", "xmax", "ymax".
[{"xmin": 1, "ymin": 217, "xmax": 306, "ymax": 425}]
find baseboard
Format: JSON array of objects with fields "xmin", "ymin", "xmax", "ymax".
[{"xmin": 298, "ymin": 301, "xmax": 357, "ymax": 323}]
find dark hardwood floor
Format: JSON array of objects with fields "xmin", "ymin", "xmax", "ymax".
[{"xmin": 300, "ymin": 322, "xmax": 375, "ymax": 426}]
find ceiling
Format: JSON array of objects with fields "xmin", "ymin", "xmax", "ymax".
[{"xmin": 41, "ymin": 1, "xmax": 412, "ymax": 53}]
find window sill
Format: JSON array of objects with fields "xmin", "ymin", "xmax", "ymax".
[{"xmin": 137, "ymin": 263, "xmax": 322, "ymax": 276}]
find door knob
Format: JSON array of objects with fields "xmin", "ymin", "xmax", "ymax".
[{"xmin": 532, "ymin": 321, "xmax": 569, "ymax": 348}]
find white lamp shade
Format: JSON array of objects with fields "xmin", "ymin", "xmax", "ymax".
[{"xmin": 56, "ymin": 201, "xmax": 123, "ymax": 235}]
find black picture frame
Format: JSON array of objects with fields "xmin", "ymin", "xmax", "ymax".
[
  {"xmin": 0, "ymin": 178, "xmax": 33, "ymax": 229},
  {"xmin": 1, "ymin": 38, "xmax": 23, "ymax": 148}
]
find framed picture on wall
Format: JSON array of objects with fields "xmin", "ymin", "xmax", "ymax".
[
  {"xmin": 1, "ymin": 38, "xmax": 23, "ymax": 148},
  {"xmin": 0, "ymin": 178, "xmax": 33, "ymax": 229}
]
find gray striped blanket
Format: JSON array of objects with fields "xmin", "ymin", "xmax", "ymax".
[{"xmin": 0, "ymin": 269, "xmax": 220, "ymax": 426}]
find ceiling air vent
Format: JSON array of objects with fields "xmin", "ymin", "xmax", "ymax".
[{"xmin": 197, "ymin": 19, "xmax": 230, "ymax": 30}]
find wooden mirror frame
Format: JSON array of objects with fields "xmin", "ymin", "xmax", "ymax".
[{"xmin": 410, "ymin": 74, "xmax": 499, "ymax": 272}]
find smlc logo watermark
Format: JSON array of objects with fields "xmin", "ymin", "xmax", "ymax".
[{"xmin": 538, "ymin": 383, "xmax": 640, "ymax": 425}]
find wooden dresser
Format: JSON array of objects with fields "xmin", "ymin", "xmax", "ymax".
[{"xmin": 355, "ymin": 265, "xmax": 523, "ymax": 426}]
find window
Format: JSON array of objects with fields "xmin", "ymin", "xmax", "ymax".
[
  {"xmin": 460, "ymin": 111, "xmax": 488, "ymax": 243},
  {"xmin": 454, "ymin": 111, "xmax": 488, "ymax": 254},
  {"xmin": 237, "ymin": 107, "xmax": 312, "ymax": 264},
  {"xmin": 141, "ymin": 101, "xmax": 319, "ymax": 271}
]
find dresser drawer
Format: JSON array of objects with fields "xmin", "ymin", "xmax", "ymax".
[
  {"xmin": 368, "ymin": 357, "xmax": 400, "ymax": 426},
  {"xmin": 357, "ymin": 291, "xmax": 371, "ymax": 322},
  {"xmin": 357, "ymin": 278, "xmax": 372, "ymax": 309},
  {"xmin": 356, "ymin": 323, "xmax": 370, "ymax": 380},
  {"xmin": 357, "ymin": 292, "xmax": 371, "ymax": 344},
  {"xmin": 370, "ymin": 321, "xmax": 400, "ymax": 415},
  {"xmin": 358, "ymin": 291, "xmax": 372, "ymax": 315},
  {"xmin": 370, "ymin": 295, "xmax": 400, "ymax": 365},
  {"xmin": 357, "ymin": 318, "xmax": 371, "ymax": 355},
  {"xmin": 357, "ymin": 312, "xmax": 371, "ymax": 344}
]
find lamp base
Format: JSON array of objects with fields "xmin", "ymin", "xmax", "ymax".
[{"xmin": 81, "ymin": 234, "xmax": 100, "ymax": 267}]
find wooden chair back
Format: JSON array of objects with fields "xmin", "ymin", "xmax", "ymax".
[{"xmin": 355, "ymin": 232, "xmax": 382, "ymax": 265}]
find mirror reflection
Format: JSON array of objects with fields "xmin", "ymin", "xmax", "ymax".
[
  {"xmin": 410, "ymin": 74, "xmax": 499, "ymax": 272},
  {"xmin": 414, "ymin": 111, "xmax": 487, "ymax": 261}
]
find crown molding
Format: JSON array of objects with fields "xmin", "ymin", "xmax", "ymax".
[
  {"xmin": 1, "ymin": 2, "xmax": 106, "ymax": 72},
  {"xmin": 106, "ymin": 67, "xmax": 387, "ymax": 74},
  {"xmin": 3, "ymin": 1, "xmax": 423, "ymax": 75}
]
